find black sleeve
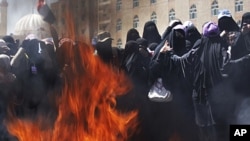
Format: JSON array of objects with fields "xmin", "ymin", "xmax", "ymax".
[
  {"xmin": 223, "ymin": 54, "xmax": 250, "ymax": 75},
  {"xmin": 149, "ymin": 48, "xmax": 198, "ymax": 84},
  {"xmin": 149, "ymin": 51, "xmax": 173, "ymax": 84}
]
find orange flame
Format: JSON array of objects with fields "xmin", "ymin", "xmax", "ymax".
[
  {"xmin": 5, "ymin": 11, "xmax": 138, "ymax": 141},
  {"xmin": 6, "ymin": 40, "xmax": 138, "ymax": 141}
]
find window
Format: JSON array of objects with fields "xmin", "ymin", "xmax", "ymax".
[
  {"xmin": 235, "ymin": 0, "xmax": 243, "ymax": 12},
  {"xmin": 117, "ymin": 39, "xmax": 122, "ymax": 48},
  {"xmin": 116, "ymin": 19, "xmax": 122, "ymax": 31},
  {"xmin": 133, "ymin": 15, "xmax": 139, "ymax": 28},
  {"xmin": 116, "ymin": 0, "xmax": 122, "ymax": 11},
  {"xmin": 211, "ymin": 0, "xmax": 219, "ymax": 16},
  {"xmin": 151, "ymin": 12, "xmax": 157, "ymax": 24},
  {"xmin": 150, "ymin": 0, "xmax": 156, "ymax": 4},
  {"xmin": 190, "ymin": 4, "xmax": 197, "ymax": 19},
  {"xmin": 133, "ymin": 0, "xmax": 139, "ymax": 8},
  {"xmin": 169, "ymin": 9, "xmax": 175, "ymax": 22}
]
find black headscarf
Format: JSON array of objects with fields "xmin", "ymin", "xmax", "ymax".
[
  {"xmin": 161, "ymin": 19, "xmax": 182, "ymax": 40},
  {"xmin": 126, "ymin": 28, "xmax": 141, "ymax": 42},
  {"xmin": 218, "ymin": 17, "xmax": 239, "ymax": 32},
  {"xmin": 152, "ymin": 25, "xmax": 186, "ymax": 60},
  {"xmin": 240, "ymin": 12, "xmax": 250, "ymax": 50},
  {"xmin": 120, "ymin": 41, "xmax": 139, "ymax": 75},
  {"xmin": 185, "ymin": 25, "xmax": 201, "ymax": 50},
  {"xmin": 231, "ymin": 12, "xmax": 250, "ymax": 59},
  {"xmin": 22, "ymin": 39, "xmax": 44, "ymax": 65},
  {"xmin": 95, "ymin": 39, "xmax": 113, "ymax": 64},
  {"xmin": 142, "ymin": 21, "xmax": 161, "ymax": 45},
  {"xmin": 2, "ymin": 35, "xmax": 18, "ymax": 56},
  {"xmin": 136, "ymin": 38, "xmax": 148, "ymax": 49},
  {"xmin": 168, "ymin": 27, "xmax": 187, "ymax": 56}
]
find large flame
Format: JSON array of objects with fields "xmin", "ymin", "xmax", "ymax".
[
  {"xmin": 5, "ymin": 11, "xmax": 137, "ymax": 140},
  {"xmin": 6, "ymin": 40, "xmax": 138, "ymax": 141}
]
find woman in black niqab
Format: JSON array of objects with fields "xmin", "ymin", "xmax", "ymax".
[
  {"xmin": 241, "ymin": 12, "xmax": 250, "ymax": 49},
  {"xmin": 142, "ymin": 21, "xmax": 161, "ymax": 45},
  {"xmin": 151, "ymin": 22, "xmax": 228, "ymax": 141},
  {"xmin": 223, "ymin": 12, "xmax": 250, "ymax": 122},
  {"xmin": 168, "ymin": 25, "xmax": 187, "ymax": 56},
  {"xmin": 151, "ymin": 20, "xmax": 183, "ymax": 60},
  {"xmin": 232, "ymin": 12, "xmax": 250, "ymax": 59},
  {"xmin": 184, "ymin": 24, "xmax": 201, "ymax": 51},
  {"xmin": 191, "ymin": 22, "xmax": 230, "ymax": 141},
  {"xmin": 148, "ymin": 24, "xmax": 199, "ymax": 141},
  {"xmin": 126, "ymin": 28, "xmax": 141, "ymax": 43}
]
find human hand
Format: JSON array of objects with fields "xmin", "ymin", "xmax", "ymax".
[{"xmin": 160, "ymin": 41, "xmax": 172, "ymax": 53}]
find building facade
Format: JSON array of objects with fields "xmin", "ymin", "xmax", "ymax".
[
  {"xmin": 51, "ymin": 0, "xmax": 98, "ymax": 42},
  {"xmin": 0, "ymin": 0, "xmax": 8, "ymax": 36},
  {"xmin": 107, "ymin": 0, "xmax": 250, "ymax": 48},
  {"xmin": 51, "ymin": 0, "xmax": 250, "ymax": 48}
]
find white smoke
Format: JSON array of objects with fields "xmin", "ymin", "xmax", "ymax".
[
  {"xmin": 235, "ymin": 98, "xmax": 250, "ymax": 124},
  {"xmin": 7, "ymin": 0, "xmax": 58, "ymax": 34}
]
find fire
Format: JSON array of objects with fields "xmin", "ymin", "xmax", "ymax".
[{"xmin": 5, "ymin": 28, "xmax": 137, "ymax": 141}]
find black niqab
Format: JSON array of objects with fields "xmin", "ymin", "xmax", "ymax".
[
  {"xmin": 142, "ymin": 21, "xmax": 161, "ymax": 44},
  {"xmin": 241, "ymin": 12, "xmax": 250, "ymax": 51},
  {"xmin": 231, "ymin": 12, "xmax": 250, "ymax": 59},
  {"xmin": 168, "ymin": 28, "xmax": 187, "ymax": 56},
  {"xmin": 126, "ymin": 28, "xmax": 141, "ymax": 42},
  {"xmin": 185, "ymin": 25, "xmax": 201, "ymax": 50},
  {"xmin": 218, "ymin": 17, "xmax": 239, "ymax": 32}
]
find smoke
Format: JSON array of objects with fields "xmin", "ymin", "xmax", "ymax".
[
  {"xmin": 7, "ymin": 0, "xmax": 58, "ymax": 35},
  {"xmin": 235, "ymin": 98, "xmax": 250, "ymax": 124}
]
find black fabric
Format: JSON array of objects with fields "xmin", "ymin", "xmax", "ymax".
[
  {"xmin": 192, "ymin": 37, "xmax": 225, "ymax": 95},
  {"xmin": 126, "ymin": 28, "xmax": 141, "ymax": 42},
  {"xmin": 142, "ymin": 21, "xmax": 161, "ymax": 45},
  {"xmin": 231, "ymin": 12, "xmax": 250, "ymax": 60},
  {"xmin": 136, "ymin": 38, "xmax": 148, "ymax": 49},
  {"xmin": 185, "ymin": 25, "xmax": 201, "ymax": 51},
  {"xmin": 218, "ymin": 17, "xmax": 239, "ymax": 32},
  {"xmin": 150, "ymin": 35, "xmax": 229, "ymax": 140},
  {"xmin": 95, "ymin": 39, "xmax": 113, "ymax": 64},
  {"xmin": 240, "ymin": 12, "xmax": 250, "ymax": 51},
  {"xmin": 223, "ymin": 12, "xmax": 250, "ymax": 102},
  {"xmin": 240, "ymin": 12, "xmax": 250, "ymax": 28},
  {"xmin": 121, "ymin": 41, "xmax": 149, "ymax": 81},
  {"xmin": 149, "ymin": 47, "xmax": 199, "ymax": 141},
  {"xmin": 152, "ymin": 28, "xmax": 187, "ymax": 61},
  {"xmin": 231, "ymin": 33, "xmax": 250, "ymax": 59},
  {"xmin": 2, "ymin": 36, "xmax": 15, "ymax": 44},
  {"xmin": 21, "ymin": 39, "xmax": 46, "ymax": 74},
  {"xmin": 148, "ymin": 43, "xmax": 158, "ymax": 51},
  {"xmin": 168, "ymin": 28, "xmax": 187, "ymax": 56},
  {"xmin": 161, "ymin": 21, "xmax": 182, "ymax": 40},
  {"xmin": 117, "ymin": 40, "xmax": 152, "ymax": 141}
]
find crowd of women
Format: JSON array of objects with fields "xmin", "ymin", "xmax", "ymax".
[
  {"xmin": 104, "ymin": 9, "xmax": 250, "ymax": 141},
  {"xmin": 0, "ymin": 8, "xmax": 250, "ymax": 141}
]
